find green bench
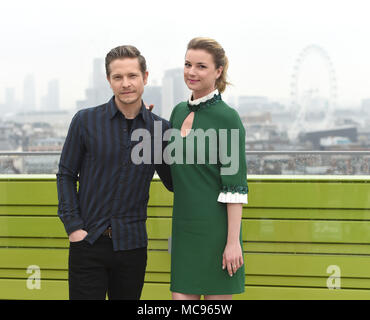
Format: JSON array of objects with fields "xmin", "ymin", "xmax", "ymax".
[{"xmin": 0, "ymin": 175, "xmax": 369, "ymax": 299}]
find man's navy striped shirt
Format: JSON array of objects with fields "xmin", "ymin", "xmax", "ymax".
[{"xmin": 56, "ymin": 97, "xmax": 173, "ymax": 251}]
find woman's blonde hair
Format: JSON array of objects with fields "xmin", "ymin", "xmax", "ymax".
[{"xmin": 186, "ymin": 37, "xmax": 230, "ymax": 93}]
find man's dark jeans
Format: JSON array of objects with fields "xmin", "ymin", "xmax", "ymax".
[{"xmin": 68, "ymin": 235, "xmax": 147, "ymax": 300}]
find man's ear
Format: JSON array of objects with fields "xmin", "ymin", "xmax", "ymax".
[{"xmin": 143, "ymin": 71, "xmax": 149, "ymax": 85}]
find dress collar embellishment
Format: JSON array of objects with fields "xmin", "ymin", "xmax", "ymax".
[{"xmin": 187, "ymin": 89, "xmax": 221, "ymax": 112}]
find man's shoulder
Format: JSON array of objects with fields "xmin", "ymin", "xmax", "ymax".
[
  {"xmin": 74, "ymin": 102, "xmax": 109, "ymax": 120},
  {"xmin": 78, "ymin": 102, "xmax": 108, "ymax": 114}
]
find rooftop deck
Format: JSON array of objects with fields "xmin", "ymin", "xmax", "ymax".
[{"xmin": 0, "ymin": 174, "xmax": 369, "ymax": 299}]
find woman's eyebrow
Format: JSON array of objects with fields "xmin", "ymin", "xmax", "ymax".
[{"xmin": 185, "ymin": 60, "xmax": 208, "ymax": 65}]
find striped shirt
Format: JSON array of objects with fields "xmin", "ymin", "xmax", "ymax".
[{"xmin": 56, "ymin": 97, "xmax": 173, "ymax": 251}]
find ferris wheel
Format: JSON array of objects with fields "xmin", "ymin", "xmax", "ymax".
[{"xmin": 289, "ymin": 44, "xmax": 337, "ymax": 140}]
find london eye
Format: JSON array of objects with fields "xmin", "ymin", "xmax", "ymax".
[{"xmin": 289, "ymin": 44, "xmax": 337, "ymax": 140}]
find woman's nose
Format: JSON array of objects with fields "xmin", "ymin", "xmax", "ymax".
[{"xmin": 188, "ymin": 66, "xmax": 196, "ymax": 76}]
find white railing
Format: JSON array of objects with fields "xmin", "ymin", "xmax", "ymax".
[{"xmin": 0, "ymin": 151, "xmax": 369, "ymax": 175}]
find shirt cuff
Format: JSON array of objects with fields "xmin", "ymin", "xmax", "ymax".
[{"xmin": 217, "ymin": 192, "xmax": 248, "ymax": 204}]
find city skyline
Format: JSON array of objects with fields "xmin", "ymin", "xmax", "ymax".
[{"xmin": 0, "ymin": 0, "xmax": 369, "ymax": 110}]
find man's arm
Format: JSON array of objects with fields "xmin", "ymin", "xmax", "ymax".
[{"xmin": 56, "ymin": 111, "xmax": 86, "ymax": 237}]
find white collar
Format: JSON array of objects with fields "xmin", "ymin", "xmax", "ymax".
[{"xmin": 188, "ymin": 89, "xmax": 219, "ymax": 106}]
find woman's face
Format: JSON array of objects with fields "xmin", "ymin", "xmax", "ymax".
[{"xmin": 184, "ymin": 49, "xmax": 223, "ymax": 99}]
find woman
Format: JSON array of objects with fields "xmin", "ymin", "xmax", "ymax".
[{"xmin": 169, "ymin": 37, "xmax": 248, "ymax": 300}]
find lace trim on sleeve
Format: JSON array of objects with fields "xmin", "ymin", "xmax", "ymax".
[{"xmin": 217, "ymin": 192, "xmax": 248, "ymax": 204}]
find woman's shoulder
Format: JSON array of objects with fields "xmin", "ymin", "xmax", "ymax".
[
  {"xmin": 174, "ymin": 101, "xmax": 188, "ymax": 111},
  {"xmin": 169, "ymin": 101, "xmax": 188, "ymax": 123},
  {"xmin": 171, "ymin": 101, "xmax": 188, "ymax": 115},
  {"xmin": 213, "ymin": 100, "xmax": 243, "ymax": 127},
  {"xmin": 172, "ymin": 101, "xmax": 188, "ymax": 115}
]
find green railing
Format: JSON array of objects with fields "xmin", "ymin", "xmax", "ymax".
[{"xmin": 0, "ymin": 174, "xmax": 370, "ymax": 299}]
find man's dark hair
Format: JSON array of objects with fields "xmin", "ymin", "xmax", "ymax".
[{"xmin": 105, "ymin": 45, "xmax": 147, "ymax": 77}]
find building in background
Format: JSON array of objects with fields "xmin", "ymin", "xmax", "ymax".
[
  {"xmin": 22, "ymin": 74, "xmax": 36, "ymax": 112},
  {"xmin": 238, "ymin": 96, "xmax": 269, "ymax": 115},
  {"xmin": 41, "ymin": 79, "xmax": 60, "ymax": 111},
  {"xmin": 362, "ymin": 98, "xmax": 370, "ymax": 114},
  {"xmin": 143, "ymin": 85, "xmax": 162, "ymax": 116},
  {"xmin": 4, "ymin": 87, "xmax": 20, "ymax": 113},
  {"xmin": 299, "ymin": 127, "xmax": 358, "ymax": 149},
  {"xmin": 76, "ymin": 58, "xmax": 112, "ymax": 109},
  {"xmin": 161, "ymin": 68, "xmax": 189, "ymax": 120}
]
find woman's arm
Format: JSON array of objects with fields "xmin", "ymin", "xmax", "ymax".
[{"xmin": 222, "ymin": 203, "xmax": 244, "ymax": 277}]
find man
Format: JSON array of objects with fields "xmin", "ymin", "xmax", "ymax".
[{"xmin": 56, "ymin": 45, "xmax": 172, "ymax": 300}]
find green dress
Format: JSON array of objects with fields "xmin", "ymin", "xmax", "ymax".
[{"xmin": 169, "ymin": 90, "xmax": 248, "ymax": 295}]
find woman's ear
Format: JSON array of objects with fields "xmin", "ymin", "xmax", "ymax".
[{"xmin": 216, "ymin": 66, "xmax": 223, "ymax": 79}]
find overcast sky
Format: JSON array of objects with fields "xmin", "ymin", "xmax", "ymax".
[{"xmin": 0, "ymin": 0, "xmax": 369, "ymax": 110}]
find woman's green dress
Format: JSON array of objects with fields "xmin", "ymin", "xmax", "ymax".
[{"xmin": 169, "ymin": 91, "xmax": 248, "ymax": 295}]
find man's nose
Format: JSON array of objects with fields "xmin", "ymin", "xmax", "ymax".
[{"xmin": 122, "ymin": 77, "xmax": 131, "ymax": 87}]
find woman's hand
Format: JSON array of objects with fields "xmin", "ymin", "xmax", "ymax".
[
  {"xmin": 144, "ymin": 102, "xmax": 154, "ymax": 112},
  {"xmin": 222, "ymin": 241, "xmax": 244, "ymax": 277}
]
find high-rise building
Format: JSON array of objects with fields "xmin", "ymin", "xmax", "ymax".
[
  {"xmin": 22, "ymin": 74, "xmax": 36, "ymax": 112},
  {"xmin": 362, "ymin": 98, "xmax": 370, "ymax": 114},
  {"xmin": 4, "ymin": 88, "xmax": 19, "ymax": 113},
  {"xmin": 41, "ymin": 79, "xmax": 60, "ymax": 111},
  {"xmin": 161, "ymin": 68, "xmax": 189, "ymax": 120},
  {"xmin": 142, "ymin": 85, "xmax": 162, "ymax": 117},
  {"xmin": 76, "ymin": 58, "xmax": 112, "ymax": 109},
  {"xmin": 92, "ymin": 58, "xmax": 107, "ymax": 89}
]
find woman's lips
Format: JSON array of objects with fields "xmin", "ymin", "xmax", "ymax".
[{"xmin": 188, "ymin": 79, "xmax": 199, "ymax": 84}]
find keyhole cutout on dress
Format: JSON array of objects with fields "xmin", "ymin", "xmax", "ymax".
[{"xmin": 180, "ymin": 112, "xmax": 195, "ymax": 138}]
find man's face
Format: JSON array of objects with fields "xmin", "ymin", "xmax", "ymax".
[{"xmin": 107, "ymin": 58, "xmax": 148, "ymax": 107}]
